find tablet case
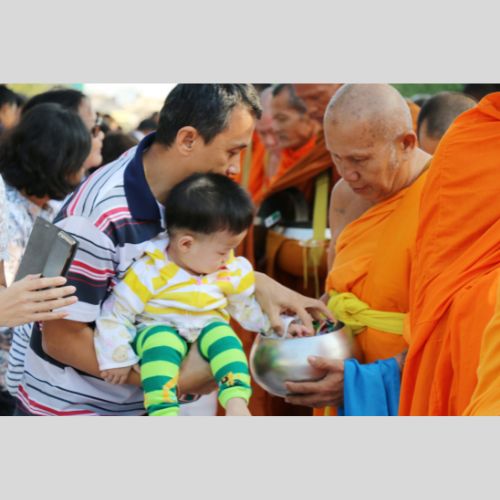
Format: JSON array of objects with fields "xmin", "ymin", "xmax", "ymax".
[{"xmin": 14, "ymin": 216, "xmax": 79, "ymax": 281}]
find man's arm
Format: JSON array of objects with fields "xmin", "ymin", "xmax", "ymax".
[
  {"xmin": 254, "ymin": 272, "xmax": 333, "ymax": 335},
  {"xmin": 42, "ymin": 318, "xmax": 216, "ymax": 393}
]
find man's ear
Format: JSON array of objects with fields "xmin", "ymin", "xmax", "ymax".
[
  {"xmin": 177, "ymin": 234, "xmax": 195, "ymax": 253},
  {"xmin": 176, "ymin": 126, "xmax": 200, "ymax": 156}
]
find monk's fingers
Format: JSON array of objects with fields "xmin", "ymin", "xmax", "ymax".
[
  {"xmin": 285, "ymin": 379, "xmax": 325, "ymax": 395},
  {"xmin": 284, "ymin": 393, "xmax": 335, "ymax": 408},
  {"xmin": 307, "ymin": 356, "xmax": 344, "ymax": 373}
]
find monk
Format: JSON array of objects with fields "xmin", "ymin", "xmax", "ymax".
[
  {"xmin": 255, "ymin": 84, "xmax": 339, "ymax": 297},
  {"xmin": 292, "ymin": 84, "xmax": 343, "ymax": 124},
  {"xmin": 399, "ymin": 92, "xmax": 500, "ymax": 416},
  {"xmin": 235, "ymin": 86, "xmax": 281, "ymax": 202},
  {"xmin": 255, "ymin": 84, "xmax": 336, "ymax": 205},
  {"xmin": 284, "ymin": 84, "xmax": 431, "ymax": 415},
  {"xmin": 267, "ymin": 84, "xmax": 319, "ymax": 190},
  {"xmin": 416, "ymin": 92, "xmax": 477, "ymax": 154}
]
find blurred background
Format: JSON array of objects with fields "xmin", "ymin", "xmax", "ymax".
[{"xmin": 7, "ymin": 83, "xmax": 469, "ymax": 134}]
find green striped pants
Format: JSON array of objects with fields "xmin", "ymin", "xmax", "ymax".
[{"xmin": 133, "ymin": 322, "xmax": 252, "ymax": 416}]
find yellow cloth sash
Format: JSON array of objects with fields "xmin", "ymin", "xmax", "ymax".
[{"xmin": 327, "ymin": 290, "xmax": 405, "ymax": 335}]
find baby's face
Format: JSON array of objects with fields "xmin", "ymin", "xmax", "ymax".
[{"xmin": 173, "ymin": 229, "xmax": 248, "ymax": 275}]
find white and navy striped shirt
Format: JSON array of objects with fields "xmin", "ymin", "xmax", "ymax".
[{"xmin": 17, "ymin": 133, "xmax": 171, "ymax": 415}]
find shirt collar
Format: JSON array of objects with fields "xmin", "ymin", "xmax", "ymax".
[{"xmin": 124, "ymin": 132, "xmax": 161, "ymax": 221}]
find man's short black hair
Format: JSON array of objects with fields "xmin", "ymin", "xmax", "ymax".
[
  {"xmin": 0, "ymin": 103, "xmax": 91, "ymax": 200},
  {"xmin": 165, "ymin": 173, "xmax": 254, "ymax": 236},
  {"xmin": 22, "ymin": 88, "xmax": 86, "ymax": 115},
  {"xmin": 155, "ymin": 84, "xmax": 262, "ymax": 148},
  {"xmin": 417, "ymin": 91, "xmax": 477, "ymax": 139},
  {"xmin": 272, "ymin": 84, "xmax": 308, "ymax": 114}
]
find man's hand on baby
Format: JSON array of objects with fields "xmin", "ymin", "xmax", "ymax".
[{"xmin": 101, "ymin": 365, "xmax": 137, "ymax": 385}]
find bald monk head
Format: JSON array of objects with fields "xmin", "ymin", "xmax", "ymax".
[
  {"xmin": 293, "ymin": 84, "xmax": 343, "ymax": 124},
  {"xmin": 324, "ymin": 84, "xmax": 431, "ymax": 204},
  {"xmin": 271, "ymin": 84, "xmax": 318, "ymax": 149},
  {"xmin": 256, "ymin": 87, "xmax": 280, "ymax": 154},
  {"xmin": 417, "ymin": 92, "xmax": 477, "ymax": 154}
]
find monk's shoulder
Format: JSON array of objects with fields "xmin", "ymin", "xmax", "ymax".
[
  {"xmin": 330, "ymin": 179, "xmax": 353, "ymax": 213},
  {"xmin": 329, "ymin": 179, "xmax": 374, "ymax": 235}
]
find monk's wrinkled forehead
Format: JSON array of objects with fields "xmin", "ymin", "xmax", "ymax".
[{"xmin": 324, "ymin": 84, "xmax": 412, "ymax": 140}]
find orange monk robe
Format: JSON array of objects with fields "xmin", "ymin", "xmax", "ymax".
[
  {"xmin": 265, "ymin": 133, "xmax": 317, "ymax": 192},
  {"xmin": 399, "ymin": 93, "xmax": 500, "ymax": 416},
  {"xmin": 326, "ymin": 169, "xmax": 429, "ymax": 364},
  {"xmin": 234, "ymin": 131, "xmax": 267, "ymax": 203},
  {"xmin": 464, "ymin": 278, "xmax": 500, "ymax": 415},
  {"xmin": 314, "ymin": 169, "xmax": 429, "ymax": 417},
  {"xmin": 254, "ymin": 130, "xmax": 339, "ymax": 206}
]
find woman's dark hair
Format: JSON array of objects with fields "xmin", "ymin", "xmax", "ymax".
[
  {"xmin": 22, "ymin": 88, "xmax": 86, "ymax": 115},
  {"xmin": 0, "ymin": 103, "xmax": 91, "ymax": 200},
  {"xmin": 100, "ymin": 132, "xmax": 138, "ymax": 167},
  {"xmin": 165, "ymin": 173, "xmax": 254, "ymax": 236},
  {"xmin": 156, "ymin": 84, "xmax": 262, "ymax": 148}
]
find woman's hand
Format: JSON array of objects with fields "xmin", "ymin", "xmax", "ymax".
[{"xmin": 0, "ymin": 274, "xmax": 77, "ymax": 328}]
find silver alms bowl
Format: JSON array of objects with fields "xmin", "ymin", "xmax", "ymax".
[{"xmin": 249, "ymin": 321, "xmax": 353, "ymax": 397}]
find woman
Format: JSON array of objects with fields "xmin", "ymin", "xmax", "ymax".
[
  {"xmin": 22, "ymin": 88, "xmax": 104, "ymax": 174},
  {"xmin": 0, "ymin": 102, "xmax": 90, "ymax": 413},
  {"xmin": 0, "ymin": 176, "xmax": 77, "ymax": 415}
]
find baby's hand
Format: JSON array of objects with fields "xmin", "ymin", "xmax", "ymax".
[{"xmin": 100, "ymin": 366, "xmax": 133, "ymax": 385}]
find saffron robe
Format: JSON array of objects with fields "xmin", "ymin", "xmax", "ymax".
[{"xmin": 399, "ymin": 93, "xmax": 500, "ymax": 416}]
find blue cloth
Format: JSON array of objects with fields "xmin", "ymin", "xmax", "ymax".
[{"xmin": 338, "ymin": 357, "xmax": 401, "ymax": 416}]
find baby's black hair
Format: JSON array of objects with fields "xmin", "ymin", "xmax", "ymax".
[{"xmin": 165, "ymin": 173, "xmax": 254, "ymax": 235}]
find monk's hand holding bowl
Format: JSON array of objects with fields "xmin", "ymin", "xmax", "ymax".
[
  {"xmin": 254, "ymin": 272, "xmax": 333, "ymax": 335},
  {"xmin": 284, "ymin": 356, "xmax": 344, "ymax": 408}
]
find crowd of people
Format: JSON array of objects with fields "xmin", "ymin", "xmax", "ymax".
[{"xmin": 0, "ymin": 82, "xmax": 498, "ymax": 416}]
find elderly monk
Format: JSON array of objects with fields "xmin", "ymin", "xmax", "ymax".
[
  {"xmin": 267, "ymin": 84, "xmax": 319, "ymax": 188},
  {"xmin": 235, "ymin": 87, "xmax": 281, "ymax": 202},
  {"xmin": 254, "ymin": 84, "xmax": 338, "ymax": 205},
  {"xmin": 416, "ymin": 92, "xmax": 477, "ymax": 154},
  {"xmin": 399, "ymin": 92, "xmax": 500, "ymax": 416},
  {"xmin": 293, "ymin": 84, "xmax": 343, "ymax": 124},
  {"xmin": 285, "ymin": 84, "xmax": 431, "ymax": 415}
]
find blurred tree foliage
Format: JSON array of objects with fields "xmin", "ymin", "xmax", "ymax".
[
  {"xmin": 8, "ymin": 83, "xmax": 82, "ymax": 97},
  {"xmin": 392, "ymin": 83, "xmax": 465, "ymax": 97}
]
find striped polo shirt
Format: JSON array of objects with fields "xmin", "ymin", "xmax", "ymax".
[{"xmin": 17, "ymin": 133, "xmax": 170, "ymax": 416}]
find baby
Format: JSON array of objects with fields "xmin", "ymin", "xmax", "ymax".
[{"xmin": 94, "ymin": 173, "xmax": 308, "ymax": 416}]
